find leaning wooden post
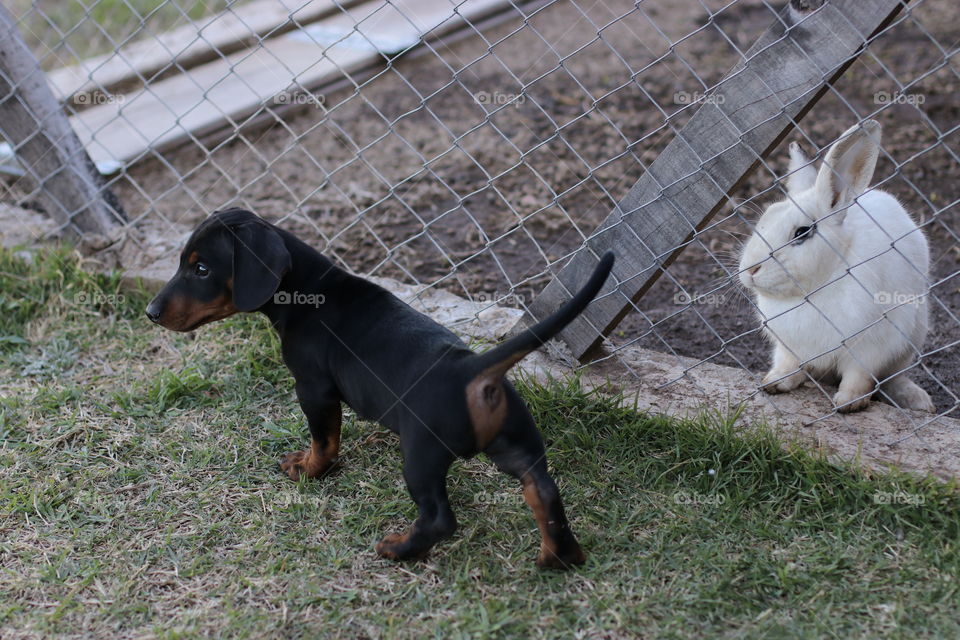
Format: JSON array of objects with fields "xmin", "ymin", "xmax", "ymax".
[
  {"xmin": 518, "ymin": 0, "xmax": 908, "ymax": 360},
  {"xmin": 0, "ymin": 4, "xmax": 124, "ymax": 238}
]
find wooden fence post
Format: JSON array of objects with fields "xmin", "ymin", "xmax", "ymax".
[
  {"xmin": 0, "ymin": 4, "xmax": 124, "ymax": 238},
  {"xmin": 518, "ymin": 0, "xmax": 908, "ymax": 360}
]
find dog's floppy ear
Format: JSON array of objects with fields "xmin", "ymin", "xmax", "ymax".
[{"xmin": 231, "ymin": 223, "xmax": 291, "ymax": 312}]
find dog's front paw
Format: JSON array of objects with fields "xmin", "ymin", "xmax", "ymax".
[
  {"xmin": 279, "ymin": 450, "xmax": 310, "ymax": 481},
  {"xmin": 536, "ymin": 543, "xmax": 586, "ymax": 570},
  {"xmin": 375, "ymin": 531, "xmax": 428, "ymax": 561},
  {"xmin": 278, "ymin": 449, "xmax": 336, "ymax": 481}
]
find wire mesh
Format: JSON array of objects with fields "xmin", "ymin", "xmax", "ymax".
[{"xmin": 1, "ymin": 0, "xmax": 957, "ymax": 432}]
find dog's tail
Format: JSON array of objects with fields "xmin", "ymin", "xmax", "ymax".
[
  {"xmin": 466, "ymin": 252, "xmax": 614, "ymax": 448},
  {"xmin": 472, "ymin": 251, "xmax": 615, "ymax": 377}
]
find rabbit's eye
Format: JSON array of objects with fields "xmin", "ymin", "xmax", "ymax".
[{"xmin": 793, "ymin": 224, "xmax": 815, "ymax": 244}]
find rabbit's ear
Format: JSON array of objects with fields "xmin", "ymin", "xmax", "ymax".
[
  {"xmin": 786, "ymin": 141, "xmax": 816, "ymax": 194},
  {"xmin": 815, "ymin": 120, "xmax": 881, "ymax": 219}
]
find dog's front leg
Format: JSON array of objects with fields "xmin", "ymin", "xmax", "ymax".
[{"xmin": 279, "ymin": 381, "xmax": 342, "ymax": 481}]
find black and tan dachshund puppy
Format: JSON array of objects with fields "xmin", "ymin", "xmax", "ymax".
[{"xmin": 146, "ymin": 208, "xmax": 614, "ymax": 569}]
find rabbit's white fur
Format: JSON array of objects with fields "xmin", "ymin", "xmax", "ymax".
[{"xmin": 739, "ymin": 120, "xmax": 934, "ymax": 413}]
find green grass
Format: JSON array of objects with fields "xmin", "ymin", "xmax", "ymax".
[
  {"xmin": 10, "ymin": 0, "xmax": 235, "ymax": 69},
  {"xmin": 1, "ymin": 246, "xmax": 959, "ymax": 638}
]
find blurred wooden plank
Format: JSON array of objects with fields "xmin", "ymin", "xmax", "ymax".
[
  {"xmin": 519, "ymin": 0, "xmax": 908, "ymax": 360},
  {"xmin": 47, "ymin": 0, "xmax": 364, "ymax": 102},
  {"xmin": 70, "ymin": 0, "xmax": 511, "ymax": 170}
]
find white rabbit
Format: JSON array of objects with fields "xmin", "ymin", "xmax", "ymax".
[{"xmin": 739, "ymin": 120, "xmax": 934, "ymax": 413}]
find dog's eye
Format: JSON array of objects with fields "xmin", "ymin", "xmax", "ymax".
[
  {"xmin": 194, "ymin": 263, "xmax": 210, "ymax": 277},
  {"xmin": 793, "ymin": 224, "xmax": 815, "ymax": 243}
]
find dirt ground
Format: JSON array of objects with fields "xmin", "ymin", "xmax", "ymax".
[{"xmin": 8, "ymin": 0, "xmax": 958, "ymax": 411}]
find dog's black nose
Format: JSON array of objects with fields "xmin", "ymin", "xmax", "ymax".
[{"xmin": 145, "ymin": 302, "xmax": 161, "ymax": 324}]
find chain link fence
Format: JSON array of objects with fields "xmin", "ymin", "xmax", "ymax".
[{"xmin": 1, "ymin": 0, "xmax": 957, "ymax": 434}]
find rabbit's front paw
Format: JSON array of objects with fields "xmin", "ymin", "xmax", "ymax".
[
  {"xmin": 903, "ymin": 389, "xmax": 936, "ymax": 414},
  {"xmin": 761, "ymin": 369, "xmax": 805, "ymax": 394},
  {"xmin": 834, "ymin": 370, "xmax": 876, "ymax": 413},
  {"xmin": 883, "ymin": 376, "xmax": 936, "ymax": 413},
  {"xmin": 833, "ymin": 389, "xmax": 871, "ymax": 413}
]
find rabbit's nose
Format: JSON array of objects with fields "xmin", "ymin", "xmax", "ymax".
[{"xmin": 748, "ymin": 264, "xmax": 762, "ymax": 276}]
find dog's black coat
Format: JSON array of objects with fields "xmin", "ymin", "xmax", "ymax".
[{"xmin": 146, "ymin": 208, "xmax": 614, "ymax": 568}]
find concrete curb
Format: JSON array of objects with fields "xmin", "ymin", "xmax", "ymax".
[
  {"xmin": 369, "ymin": 275, "xmax": 960, "ymax": 481},
  {"xmin": 126, "ymin": 255, "xmax": 960, "ymax": 480}
]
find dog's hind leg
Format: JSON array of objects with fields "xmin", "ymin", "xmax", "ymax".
[{"xmin": 485, "ymin": 413, "xmax": 585, "ymax": 569}]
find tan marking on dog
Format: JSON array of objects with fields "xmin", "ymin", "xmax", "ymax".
[
  {"xmin": 521, "ymin": 474, "xmax": 558, "ymax": 564},
  {"xmin": 465, "ymin": 351, "xmax": 527, "ymax": 450},
  {"xmin": 522, "ymin": 473, "xmax": 586, "ymax": 569},
  {"xmin": 375, "ymin": 531, "xmax": 415, "ymax": 559},
  {"xmin": 280, "ymin": 410, "xmax": 341, "ymax": 481},
  {"xmin": 158, "ymin": 291, "xmax": 237, "ymax": 332}
]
